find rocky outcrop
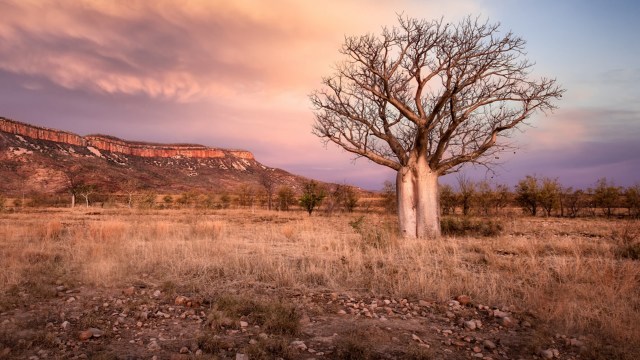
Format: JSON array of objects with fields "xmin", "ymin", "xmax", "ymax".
[{"xmin": 0, "ymin": 117, "xmax": 254, "ymax": 160}]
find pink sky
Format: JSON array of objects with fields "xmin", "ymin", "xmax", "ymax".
[{"xmin": 1, "ymin": 0, "xmax": 639, "ymax": 189}]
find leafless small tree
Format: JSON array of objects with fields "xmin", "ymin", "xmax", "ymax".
[
  {"xmin": 260, "ymin": 173, "xmax": 275, "ymax": 211},
  {"xmin": 311, "ymin": 16, "xmax": 563, "ymax": 238}
]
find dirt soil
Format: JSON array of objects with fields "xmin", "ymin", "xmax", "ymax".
[{"xmin": 0, "ymin": 279, "xmax": 593, "ymax": 360}]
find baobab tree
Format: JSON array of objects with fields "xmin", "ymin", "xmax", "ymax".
[{"xmin": 310, "ymin": 16, "xmax": 563, "ymax": 238}]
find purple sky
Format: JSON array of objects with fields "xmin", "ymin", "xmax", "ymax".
[{"xmin": 1, "ymin": 0, "xmax": 639, "ymax": 190}]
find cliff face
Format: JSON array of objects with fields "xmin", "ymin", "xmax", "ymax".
[{"xmin": 0, "ymin": 117, "xmax": 254, "ymax": 160}]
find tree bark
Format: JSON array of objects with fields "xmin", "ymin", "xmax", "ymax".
[
  {"xmin": 415, "ymin": 155, "xmax": 441, "ymax": 238},
  {"xmin": 71, "ymin": 194, "xmax": 75, "ymax": 208},
  {"xmin": 396, "ymin": 154, "xmax": 441, "ymax": 239},
  {"xmin": 397, "ymin": 166, "xmax": 417, "ymax": 238}
]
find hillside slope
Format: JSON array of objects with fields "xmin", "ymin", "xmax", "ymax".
[{"xmin": 0, "ymin": 117, "xmax": 307, "ymax": 195}]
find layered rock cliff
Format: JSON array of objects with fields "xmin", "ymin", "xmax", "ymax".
[
  {"xmin": 0, "ymin": 116, "xmax": 305, "ymax": 195},
  {"xmin": 0, "ymin": 117, "xmax": 253, "ymax": 160}
]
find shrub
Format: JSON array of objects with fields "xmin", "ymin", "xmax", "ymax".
[{"xmin": 440, "ymin": 217, "xmax": 503, "ymax": 237}]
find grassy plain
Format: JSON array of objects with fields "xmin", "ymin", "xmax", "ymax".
[{"xmin": 0, "ymin": 208, "xmax": 638, "ymax": 358}]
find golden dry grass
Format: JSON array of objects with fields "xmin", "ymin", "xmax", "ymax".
[{"xmin": 0, "ymin": 208, "xmax": 638, "ymax": 352}]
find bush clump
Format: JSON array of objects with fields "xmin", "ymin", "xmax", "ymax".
[{"xmin": 440, "ymin": 217, "xmax": 503, "ymax": 237}]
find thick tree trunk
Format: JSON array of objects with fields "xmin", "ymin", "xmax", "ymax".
[
  {"xmin": 397, "ymin": 167, "xmax": 417, "ymax": 238},
  {"xmin": 396, "ymin": 155, "xmax": 441, "ymax": 239},
  {"xmin": 415, "ymin": 156, "xmax": 441, "ymax": 238}
]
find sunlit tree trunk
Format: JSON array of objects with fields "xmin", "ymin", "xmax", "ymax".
[
  {"xmin": 396, "ymin": 154, "xmax": 441, "ymax": 239},
  {"xmin": 397, "ymin": 166, "xmax": 417, "ymax": 238}
]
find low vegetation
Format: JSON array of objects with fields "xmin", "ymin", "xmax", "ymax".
[{"xmin": 0, "ymin": 207, "xmax": 638, "ymax": 358}]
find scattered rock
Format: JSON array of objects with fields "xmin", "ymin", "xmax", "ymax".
[
  {"xmin": 153, "ymin": 290, "xmax": 161, "ymax": 298},
  {"xmin": 483, "ymin": 339, "xmax": 496, "ymax": 349},
  {"xmin": 175, "ymin": 296, "xmax": 188, "ymax": 306},
  {"xmin": 88, "ymin": 328, "xmax": 104, "ymax": 337},
  {"xmin": 337, "ymin": 310, "xmax": 347, "ymax": 315},
  {"xmin": 472, "ymin": 346, "xmax": 482, "ymax": 353},
  {"xmin": 493, "ymin": 310, "xmax": 509, "ymax": 318},
  {"xmin": 78, "ymin": 331, "xmax": 93, "ymax": 341},
  {"xmin": 147, "ymin": 340, "xmax": 161, "ymax": 351},
  {"xmin": 61, "ymin": 321, "xmax": 70, "ymax": 330},
  {"xmin": 239, "ymin": 321, "xmax": 249, "ymax": 328},
  {"xmin": 539, "ymin": 349, "xmax": 554, "ymax": 359},
  {"xmin": 235, "ymin": 354, "xmax": 248, "ymax": 360},
  {"xmin": 122, "ymin": 287, "xmax": 135, "ymax": 296},
  {"xmin": 464, "ymin": 320, "xmax": 477, "ymax": 330},
  {"xmin": 179, "ymin": 346, "xmax": 189, "ymax": 354},
  {"xmin": 456, "ymin": 295, "xmax": 471, "ymax": 306},
  {"xmin": 412, "ymin": 334, "xmax": 423, "ymax": 343},
  {"xmin": 290, "ymin": 340, "xmax": 307, "ymax": 351},
  {"xmin": 499, "ymin": 316, "xmax": 516, "ymax": 328}
]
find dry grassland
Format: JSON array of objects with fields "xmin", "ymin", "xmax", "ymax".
[{"xmin": 0, "ymin": 208, "xmax": 639, "ymax": 358}]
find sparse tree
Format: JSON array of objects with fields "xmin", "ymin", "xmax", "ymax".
[
  {"xmin": 493, "ymin": 184, "xmax": 511, "ymax": 214},
  {"xmin": 220, "ymin": 192, "xmax": 231, "ymax": 209},
  {"xmin": 593, "ymin": 178, "xmax": 620, "ymax": 218},
  {"xmin": 565, "ymin": 189, "xmax": 583, "ymax": 218},
  {"xmin": 457, "ymin": 175, "xmax": 476, "ymax": 216},
  {"xmin": 439, "ymin": 184, "xmax": 456, "ymax": 215},
  {"xmin": 299, "ymin": 181, "xmax": 326, "ymax": 215},
  {"xmin": 539, "ymin": 177, "xmax": 560, "ymax": 217},
  {"xmin": 515, "ymin": 175, "xmax": 540, "ymax": 216},
  {"xmin": 332, "ymin": 184, "xmax": 359, "ymax": 213},
  {"xmin": 276, "ymin": 186, "xmax": 295, "ymax": 211},
  {"xmin": 381, "ymin": 180, "xmax": 397, "ymax": 214},
  {"xmin": 260, "ymin": 173, "xmax": 276, "ymax": 211},
  {"xmin": 475, "ymin": 180, "xmax": 494, "ymax": 216},
  {"xmin": 311, "ymin": 16, "xmax": 563, "ymax": 238},
  {"xmin": 121, "ymin": 178, "xmax": 139, "ymax": 208},
  {"xmin": 623, "ymin": 184, "xmax": 640, "ymax": 219},
  {"xmin": 77, "ymin": 184, "xmax": 95, "ymax": 208}
]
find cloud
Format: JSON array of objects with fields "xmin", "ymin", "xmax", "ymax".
[{"xmin": 0, "ymin": 0, "xmax": 481, "ymax": 105}]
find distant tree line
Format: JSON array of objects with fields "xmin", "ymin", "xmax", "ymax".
[
  {"xmin": 0, "ymin": 179, "xmax": 361, "ymax": 215},
  {"xmin": 381, "ymin": 175, "xmax": 640, "ymax": 219}
]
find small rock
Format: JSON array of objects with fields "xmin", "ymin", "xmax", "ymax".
[
  {"xmin": 411, "ymin": 334, "xmax": 423, "ymax": 343},
  {"xmin": 78, "ymin": 331, "xmax": 93, "ymax": 341},
  {"xmin": 418, "ymin": 300, "xmax": 431, "ymax": 307},
  {"xmin": 493, "ymin": 310, "xmax": 509, "ymax": 318},
  {"xmin": 239, "ymin": 321, "xmax": 249, "ymax": 328},
  {"xmin": 568, "ymin": 338, "xmax": 584, "ymax": 347},
  {"xmin": 153, "ymin": 290, "xmax": 161, "ymax": 298},
  {"xmin": 473, "ymin": 353, "xmax": 484, "ymax": 358},
  {"xmin": 235, "ymin": 354, "xmax": 248, "ymax": 360},
  {"xmin": 195, "ymin": 349, "xmax": 203, "ymax": 356},
  {"xmin": 61, "ymin": 321, "xmax": 70, "ymax": 330},
  {"xmin": 472, "ymin": 346, "xmax": 482, "ymax": 353},
  {"xmin": 249, "ymin": 339, "xmax": 258, "ymax": 345},
  {"xmin": 539, "ymin": 349, "xmax": 553, "ymax": 359},
  {"xmin": 88, "ymin": 328, "xmax": 104, "ymax": 337},
  {"xmin": 522, "ymin": 320, "xmax": 532, "ymax": 327},
  {"xmin": 456, "ymin": 295, "xmax": 471, "ymax": 306},
  {"xmin": 330, "ymin": 293, "xmax": 339, "ymax": 301},
  {"xmin": 147, "ymin": 340, "xmax": 161, "ymax": 351},
  {"xmin": 464, "ymin": 320, "xmax": 477, "ymax": 330},
  {"xmin": 175, "ymin": 296, "xmax": 188, "ymax": 305},
  {"xmin": 290, "ymin": 340, "xmax": 307, "ymax": 351},
  {"xmin": 258, "ymin": 333, "xmax": 269, "ymax": 340},
  {"xmin": 337, "ymin": 310, "xmax": 347, "ymax": 315},
  {"xmin": 500, "ymin": 316, "xmax": 515, "ymax": 328},
  {"xmin": 179, "ymin": 346, "xmax": 189, "ymax": 354},
  {"xmin": 122, "ymin": 287, "xmax": 135, "ymax": 296},
  {"xmin": 483, "ymin": 339, "xmax": 496, "ymax": 349}
]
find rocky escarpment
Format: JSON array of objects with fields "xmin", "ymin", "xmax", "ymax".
[
  {"xmin": 0, "ymin": 116, "xmax": 305, "ymax": 195},
  {"xmin": 0, "ymin": 117, "xmax": 253, "ymax": 160}
]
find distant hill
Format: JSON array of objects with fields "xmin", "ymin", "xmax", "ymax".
[{"xmin": 0, "ymin": 117, "xmax": 311, "ymax": 196}]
